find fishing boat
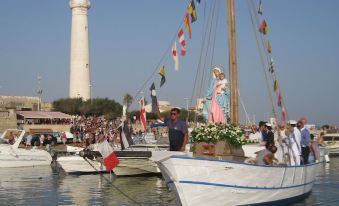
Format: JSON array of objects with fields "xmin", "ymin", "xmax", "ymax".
[
  {"xmin": 155, "ymin": 0, "xmax": 320, "ymax": 205},
  {"xmin": 56, "ymin": 150, "xmax": 159, "ymax": 176},
  {"xmin": 56, "ymin": 146, "xmax": 186, "ymax": 176},
  {"xmin": 0, "ymin": 129, "xmax": 52, "ymax": 168}
]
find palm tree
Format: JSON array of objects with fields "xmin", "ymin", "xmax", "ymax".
[{"xmin": 123, "ymin": 93, "xmax": 133, "ymax": 111}]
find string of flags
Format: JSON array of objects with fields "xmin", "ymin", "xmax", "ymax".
[
  {"xmin": 155, "ymin": 0, "xmax": 199, "ymax": 88},
  {"xmin": 139, "ymin": 0, "xmax": 201, "ymax": 116},
  {"xmin": 257, "ymin": 0, "xmax": 286, "ymax": 123}
]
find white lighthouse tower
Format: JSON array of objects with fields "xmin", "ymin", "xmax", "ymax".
[{"xmin": 69, "ymin": 0, "xmax": 91, "ymax": 100}]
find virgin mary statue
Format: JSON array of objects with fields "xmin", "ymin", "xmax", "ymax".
[{"xmin": 202, "ymin": 66, "xmax": 230, "ymax": 124}]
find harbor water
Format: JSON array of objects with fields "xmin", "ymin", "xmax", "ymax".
[{"xmin": 0, "ymin": 158, "xmax": 339, "ymax": 206}]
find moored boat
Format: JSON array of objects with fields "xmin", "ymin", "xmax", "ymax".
[{"xmin": 0, "ymin": 129, "xmax": 52, "ymax": 168}]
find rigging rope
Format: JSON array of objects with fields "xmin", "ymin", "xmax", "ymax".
[
  {"xmin": 189, "ymin": 0, "xmax": 217, "ymax": 123},
  {"xmin": 248, "ymin": 0, "xmax": 290, "ymax": 122},
  {"xmin": 246, "ymin": 0, "xmax": 277, "ymax": 121}
]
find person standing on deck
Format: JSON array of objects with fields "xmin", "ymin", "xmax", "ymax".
[
  {"xmin": 288, "ymin": 120, "xmax": 301, "ymax": 165},
  {"xmin": 299, "ymin": 118, "xmax": 311, "ymax": 164},
  {"xmin": 157, "ymin": 107, "xmax": 188, "ymax": 151}
]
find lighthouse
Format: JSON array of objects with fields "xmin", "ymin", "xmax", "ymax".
[{"xmin": 69, "ymin": 0, "xmax": 91, "ymax": 100}]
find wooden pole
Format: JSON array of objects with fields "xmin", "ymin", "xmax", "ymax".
[{"xmin": 227, "ymin": 0, "xmax": 239, "ymax": 125}]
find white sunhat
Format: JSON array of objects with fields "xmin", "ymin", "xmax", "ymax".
[
  {"xmin": 288, "ymin": 120, "xmax": 297, "ymax": 125},
  {"xmin": 265, "ymin": 123, "xmax": 272, "ymax": 127}
]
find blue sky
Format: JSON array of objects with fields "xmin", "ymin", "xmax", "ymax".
[{"xmin": 0, "ymin": 0, "xmax": 338, "ymax": 125}]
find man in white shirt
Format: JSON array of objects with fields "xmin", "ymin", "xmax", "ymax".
[{"xmin": 288, "ymin": 120, "xmax": 301, "ymax": 165}]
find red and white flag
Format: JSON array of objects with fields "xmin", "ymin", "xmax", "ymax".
[
  {"xmin": 139, "ymin": 97, "xmax": 147, "ymax": 131},
  {"xmin": 277, "ymin": 92, "xmax": 282, "ymax": 107},
  {"xmin": 281, "ymin": 107, "xmax": 286, "ymax": 123},
  {"xmin": 97, "ymin": 140, "xmax": 120, "ymax": 172},
  {"xmin": 178, "ymin": 28, "xmax": 186, "ymax": 56},
  {"xmin": 172, "ymin": 41, "xmax": 179, "ymax": 71},
  {"xmin": 104, "ymin": 152, "xmax": 120, "ymax": 172}
]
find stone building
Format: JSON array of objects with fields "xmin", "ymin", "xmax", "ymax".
[
  {"xmin": 0, "ymin": 96, "xmax": 53, "ymax": 132},
  {"xmin": 0, "ymin": 108, "xmax": 16, "ymax": 132}
]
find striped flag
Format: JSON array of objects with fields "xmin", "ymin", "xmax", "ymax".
[
  {"xmin": 178, "ymin": 28, "xmax": 186, "ymax": 56},
  {"xmin": 139, "ymin": 97, "xmax": 147, "ymax": 131},
  {"xmin": 172, "ymin": 41, "xmax": 179, "ymax": 71},
  {"xmin": 184, "ymin": 14, "xmax": 191, "ymax": 39}
]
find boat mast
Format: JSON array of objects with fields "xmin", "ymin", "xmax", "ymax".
[{"xmin": 227, "ymin": 0, "xmax": 239, "ymax": 125}]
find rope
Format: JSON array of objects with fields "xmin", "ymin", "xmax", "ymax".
[
  {"xmin": 238, "ymin": 89, "xmax": 252, "ymax": 125},
  {"xmin": 189, "ymin": 0, "xmax": 216, "ymax": 124},
  {"xmin": 83, "ymin": 157, "xmax": 142, "ymax": 205},
  {"xmin": 248, "ymin": 0, "xmax": 290, "ymax": 122}
]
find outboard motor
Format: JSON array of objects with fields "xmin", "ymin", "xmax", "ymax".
[{"xmin": 79, "ymin": 149, "xmax": 102, "ymax": 161}]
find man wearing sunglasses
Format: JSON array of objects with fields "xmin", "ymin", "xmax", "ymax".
[{"xmin": 157, "ymin": 107, "xmax": 188, "ymax": 151}]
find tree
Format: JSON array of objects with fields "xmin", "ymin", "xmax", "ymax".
[
  {"xmin": 123, "ymin": 93, "xmax": 133, "ymax": 111},
  {"xmin": 52, "ymin": 97, "xmax": 122, "ymax": 119}
]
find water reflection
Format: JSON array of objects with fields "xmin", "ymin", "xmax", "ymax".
[{"xmin": 1, "ymin": 158, "xmax": 339, "ymax": 205}]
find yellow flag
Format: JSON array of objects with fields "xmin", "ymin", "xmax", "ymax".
[
  {"xmin": 159, "ymin": 65, "xmax": 166, "ymax": 87},
  {"xmin": 273, "ymin": 80, "xmax": 279, "ymax": 91},
  {"xmin": 267, "ymin": 41, "xmax": 272, "ymax": 53}
]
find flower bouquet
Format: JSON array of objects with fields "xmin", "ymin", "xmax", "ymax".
[{"xmin": 191, "ymin": 123, "xmax": 245, "ymax": 159}]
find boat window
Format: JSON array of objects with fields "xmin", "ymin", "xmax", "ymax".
[
  {"xmin": 323, "ymin": 136, "xmax": 333, "ymax": 141},
  {"xmin": 333, "ymin": 136, "xmax": 339, "ymax": 141}
]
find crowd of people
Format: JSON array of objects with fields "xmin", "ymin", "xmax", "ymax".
[{"xmin": 251, "ymin": 117, "xmax": 320, "ymax": 166}]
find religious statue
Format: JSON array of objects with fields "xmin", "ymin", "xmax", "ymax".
[{"xmin": 202, "ymin": 66, "xmax": 230, "ymax": 124}]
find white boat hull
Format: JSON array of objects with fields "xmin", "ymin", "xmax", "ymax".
[
  {"xmin": 0, "ymin": 146, "xmax": 52, "ymax": 168},
  {"xmin": 158, "ymin": 155, "xmax": 319, "ymax": 206},
  {"xmin": 57, "ymin": 155, "xmax": 159, "ymax": 176}
]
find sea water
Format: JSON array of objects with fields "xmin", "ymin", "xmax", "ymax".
[{"xmin": 0, "ymin": 158, "xmax": 338, "ymax": 206}]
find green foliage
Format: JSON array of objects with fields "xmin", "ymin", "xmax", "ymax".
[
  {"xmin": 52, "ymin": 98, "xmax": 122, "ymax": 119},
  {"xmin": 191, "ymin": 123, "xmax": 244, "ymax": 146}
]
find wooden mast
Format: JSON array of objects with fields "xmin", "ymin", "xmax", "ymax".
[{"xmin": 227, "ymin": 0, "xmax": 239, "ymax": 125}]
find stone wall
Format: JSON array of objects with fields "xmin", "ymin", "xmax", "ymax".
[
  {"xmin": 22, "ymin": 124, "xmax": 72, "ymax": 133},
  {"xmin": 0, "ymin": 108, "xmax": 17, "ymax": 132},
  {"xmin": 0, "ymin": 96, "xmax": 52, "ymax": 111}
]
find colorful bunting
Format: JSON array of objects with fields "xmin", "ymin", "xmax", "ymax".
[
  {"xmin": 139, "ymin": 97, "xmax": 147, "ymax": 131},
  {"xmin": 187, "ymin": 0, "xmax": 197, "ymax": 23},
  {"xmin": 273, "ymin": 79, "xmax": 279, "ymax": 91},
  {"xmin": 178, "ymin": 28, "xmax": 187, "ymax": 56},
  {"xmin": 277, "ymin": 92, "xmax": 282, "ymax": 107},
  {"xmin": 150, "ymin": 83, "xmax": 158, "ymax": 113},
  {"xmin": 258, "ymin": 0, "xmax": 263, "ymax": 15},
  {"xmin": 159, "ymin": 65, "xmax": 166, "ymax": 87},
  {"xmin": 184, "ymin": 13, "xmax": 192, "ymax": 39},
  {"xmin": 259, "ymin": 20, "xmax": 269, "ymax": 35},
  {"xmin": 267, "ymin": 41, "xmax": 272, "ymax": 53}
]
